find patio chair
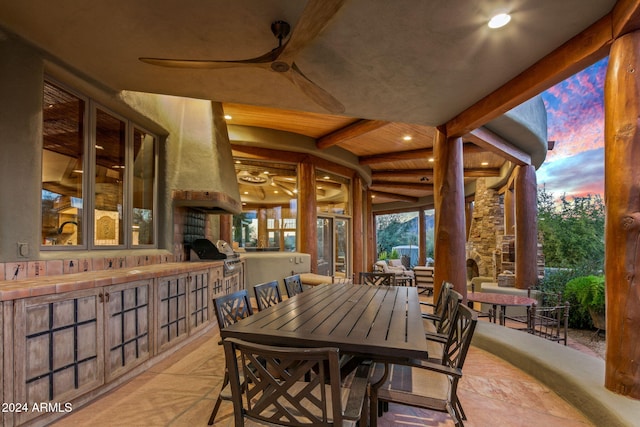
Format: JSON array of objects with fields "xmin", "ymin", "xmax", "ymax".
[
  {"xmin": 504, "ymin": 286, "xmax": 562, "ymax": 329},
  {"xmin": 359, "ymin": 272, "xmax": 396, "ymax": 286},
  {"xmin": 421, "ymin": 281, "xmax": 453, "ymax": 320},
  {"xmin": 223, "ymin": 337, "xmax": 372, "ymax": 426},
  {"xmin": 253, "ymin": 280, "xmax": 282, "ymax": 311},
  {"xmin": 413, "ymin": 265, "xmax": 434, "ymax": 294},
  {"xmin": 527, "ymin": 302, "xmax": 570, "ymax": 345},
  {"xmin": 208, "ymin": 290, "xmax": 254, "ymax": 425},
  {"xmin": 424, "ymin": 290, "xmax": 462, "ymax": 361},
  {"xmin": 371, "ymin": 304, "xmax": 478, "ymax": 427},
  {"xmin": 284, "ymin": 274, "xmax": 304, "ymax": 298}
]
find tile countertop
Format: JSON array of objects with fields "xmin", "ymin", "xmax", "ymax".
[{"xmin": 0, "ymin": 261, "xmax": 224, "ymax": 301}]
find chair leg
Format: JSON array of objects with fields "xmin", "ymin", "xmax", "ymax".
[{"xmin": 207, "ymin": 371, "xmax": 229, "ymax": 425}]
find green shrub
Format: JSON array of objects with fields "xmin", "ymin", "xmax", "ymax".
[
  {"xmin": 378, "ymin": 251, "xmax": 388, "ymax": 260},
  {"xmin": 389, "ymin": 248, "xmax": 400, "ymax": 259},
  {"xmin": 564, "ymin": 275, "xmax": 605, "ymax": 329}
]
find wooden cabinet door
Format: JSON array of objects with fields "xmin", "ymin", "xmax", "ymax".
[
  {"xmin": 188, "ymin": 270, "xmax": 211, "ymax": 334},
  {"xmin": 156, "ymin": 273, "xmax": 188, "ymax": 352},
  {"xmin": 13, "ymin": 289, "xmax": 104, "ymax": 425},
  {"xmin": 104, "ymin": 280, "xmax": 153, "ymax": 382}
]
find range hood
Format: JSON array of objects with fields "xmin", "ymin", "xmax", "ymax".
[{"xmin": 120, "ymin": 92, "xmax": 242, "ymax": 214}]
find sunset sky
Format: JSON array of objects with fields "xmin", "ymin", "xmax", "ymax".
[{"xmin": 537, "ymin": 57, "xmax": 607, "ymax": 198}]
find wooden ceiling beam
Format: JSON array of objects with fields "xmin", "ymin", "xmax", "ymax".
[
  {"xmin": 370, "ymin": 190, "xmax": 420, "ymax": 203},
  {"xmin": 464, "ymin": 168, "xmax": 501, "ymax": 178},
  {"xmin": 613, "ymin": 0, "xmax": 640, "ymax": 38},
  {"xmin": 444, "ymin": 13, "xmax": 613, "ymax": 137},
  {"xmin": 372, "ymin": 169, "xmax": 433, "ymax": 179},
  {"xmin": 465, "ymin": 127, "xmax": 531, "ymax": 165},
  {"xmin": 372, "ymin": 167, "xmax": 499, "ymax": 181},
  {"xmin": 316, "ymin": 119, "xmax": 389, "ymax": 149},
  {"xmin": 371, "ymin": 181, "xmax": 434, "ymax": 190},
  {"xmin": 360, "ymin": 143, "xmax": 483, "ymax": 165}
]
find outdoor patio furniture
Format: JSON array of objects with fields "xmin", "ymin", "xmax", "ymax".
[
  {"xmin": 223, "ymin": 337, "xmax": 372, "ymax": 426},
  {"xmin": 371, "ymin": 304, "xmax": 478, "ymax": 427},
  {"xmin": 388, "ymin": 259, "xmax": 415, "ymax": 279},
  {"xmin": 253, "ymin": 280, "xmax": 282, "ymax": 311},
  {"xmin": 359, "ymin": 272, "xmax": 397, "ymax": 286},
  {"xmin": 283, "ymin": 274, "xmax": 304, "ymax": 298},
  {"xmin": 527, "ymin": 302, "xmax": 570, "ymax": 345},
  {"xmin": 208, "ymin": 290, "xmax": 254, "ymax": 425},
  {"xmin": 421, "ymin": 281, "xmax": 453, "ymax": 320},
  {"xmin": 413, "ymin": 266, "xmax": 435, "ymax": 294}
]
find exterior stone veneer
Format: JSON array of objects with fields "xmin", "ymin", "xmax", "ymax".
[
  {"xmin": 466, "ymin": 179, "xmax": 504, "ymax": 280},
  {"xmin": 466, "ymin": 178, "xmax": 545, "ymax": 285}
]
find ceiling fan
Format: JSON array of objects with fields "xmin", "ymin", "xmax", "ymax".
[{"xmin": 139, "ymin": 0, "xmax": 346, "ymax": 114}]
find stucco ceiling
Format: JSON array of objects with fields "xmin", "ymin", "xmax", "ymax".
[{"xmin": 0, "ymin": 0, "xmax": 617, "ymax": 205}]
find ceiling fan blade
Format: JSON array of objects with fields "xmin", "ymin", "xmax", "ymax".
[
  {"xmin": 139, "ymin": 45, "xmax": 284, "ymax": 69},
  {"xmin": 279, "ymin": 0, "xmax": 347, "ymax": 61},
  {"xmin": 287, "ymin": 63, "xmax": 344, "ymax": 113}
]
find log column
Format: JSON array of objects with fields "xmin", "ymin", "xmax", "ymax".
[
  {"xmin": 298, "ymin": 159, "xmax": 318, "ymax": 272},
  {"xmin": 419, "ymin": 209, "xmax": 427, "ymax": 266},
  {"xmin": 366, "ymin": 189, "xmax": 375, "ymax": 273},
  {"xmin": 352, "ymin": 175, "xmax": 364, "ymax": 280},
  {"xmin": 514, "ymin": 164, "xmax": 538, "ymax": 290},
  {"xmin": 504, "ymin": 185, "xmax": 515, "ymax": 235},
  {"xmin": 433, "ymin": 129, "xmax": 467, "ymax": 299},
  {"xmin": 604, "ymin": 30, "xmax": 640, "ymax": 399}
]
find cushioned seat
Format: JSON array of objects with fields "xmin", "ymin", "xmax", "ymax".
[{"xmin": 299, "ymin": 272, "xmax": 333, "ymax": 286}]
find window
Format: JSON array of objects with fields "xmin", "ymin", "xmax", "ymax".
[
  {"xmin": 316, "ymin": 170, "xmax": 350, "ymax": 215},
  {"xmin": 232, "ymin": 159, "xmax": 297, "ymax": 251},
  {"xmin": 41, "ymin": 80, "xmax": 157, "ymax": 249}
]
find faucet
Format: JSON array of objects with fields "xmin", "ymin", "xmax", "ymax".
[{"xmin": 58, "ymin": 221, "xmax": 78, "ymax": 234}]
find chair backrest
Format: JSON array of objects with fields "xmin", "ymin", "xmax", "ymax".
[
  {"xmin": 359, "ymin": 272, "xmax": 396, "ymax": 286},
  {"xmin": 442, "ymin": 304, "xmax": 478, "ymax": 369},
  {"xmin": 436, "ymin": 290, "xmax": 462, "ymax": 335},
  {"xmin": 223, "ymin": 337, "xmax": 345, "ymax": 426},
  {"xmin": 253, "ymin": 280, "xmax": 282, "ymax": 311},
  {"xmin": 433, "ymin": 281, "xmax": 453, "ymax": 316},
  {"xmin": 283, "ymin": 274, "xmax": 304, "ymax": 298},
  {"xmin": 213, "ymin": 289, "xmax": 254, "ymax": 330}
]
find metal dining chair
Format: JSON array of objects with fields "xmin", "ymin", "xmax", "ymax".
[
  {"xmin": 208, "ymin": 289, "xmax": 254, "ymax": 425},
  {"xmin": 359, "ymin": 272, "xmax": 396, "ymax": 286},
  {"xmin": 223, "ymin": 337, "xmax": 372, "ymax": 426},
  {"xmin": 253, "ymin": 280, "xmax": 282, "ymax": 311},
  {"xmin": 283, "ymin": 274, "xmax": 304, "ymax": 298},
  {"xmin": 371, "ymin": 304, "xmax": 478, "ymax": 427}
]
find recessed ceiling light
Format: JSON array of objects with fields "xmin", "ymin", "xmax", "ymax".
[
  {"xmin": 428, "ymin": 158, "xmax": 435, "ymax": 162},
  {"xmin": 323, "ymin": 175, "xmax": 330, "ymax": 180},
  {"xmin": 224, "ymin": 114, "xmax": 232, "ymax": 120},
  {"xmin": 403, "ymin": 135, "xmax": 412, "ymax": 141},
  {"xmin": 481, "ymin": 161, "xmax": 489, "ymax": 166},
  {"xmin": 489, "ymin": 13, "xmax": 511, "ymax": 29},
  {"xmin": 371, "ymin": 194, "xmax": 376, "ymax": 199}
]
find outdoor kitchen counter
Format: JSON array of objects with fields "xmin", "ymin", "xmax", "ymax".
[
  {"xmin": 0, "ymin": 259, "xmax": 245, "ymax": 427},
  {"xmin": 0, "ymin": 261, "xmax": 225, "ymax": 301}
]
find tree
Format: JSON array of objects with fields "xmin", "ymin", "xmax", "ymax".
[{"xmin": 537, "ymin": 186, "xmax": 604, "ymax": 271}]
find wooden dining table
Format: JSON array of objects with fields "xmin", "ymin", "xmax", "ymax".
[{"xmin": 220, "ymin": 283, "xmax": 429, "ymax": 427}]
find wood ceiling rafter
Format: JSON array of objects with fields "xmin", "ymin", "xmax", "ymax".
[
  {"xmin": 371, "ymin": 167, "xmax": 499, "ymax": 182},
  {"xmin": 465, "ymin": 127, "xmax": 531, "ymax": 165},
  {"xmin": 370, "ymin": 181, "xmax": 434, "ymax": 190},
  {"xmin": 369, "ymin": 190, "xmax": 420, "ymax": 203},
  {"xmin": 359, "ymin": 143, "xmax": 484, "ymax": 165},
  {"xmin": 316, "ymin": 119, "xmax": 389, "ymax": 149}
]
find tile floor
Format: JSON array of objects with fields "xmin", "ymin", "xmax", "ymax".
[{"xmin": 50, "ymin": 324, "xmax": 596, "ymax": 427}]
